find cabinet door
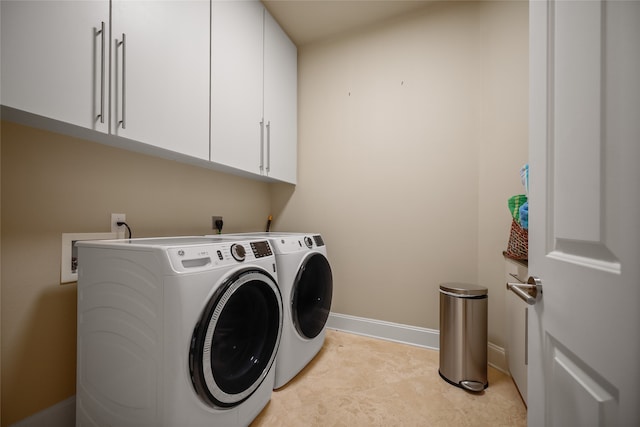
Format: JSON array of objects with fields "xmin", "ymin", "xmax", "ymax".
[
  {"xmin": 1, "ymin": 0, "xmax": 109, "ymax": 133},
  {"xmin": 210, "ymin": 0, "xmax": 264, "ymax": 175},
  {"xmin": 111, "ymin": 0, "xmax": 210, "ymax": 160},
  {"xmin": 263, "ymin": 10, "xmax": 297, "ymax": 184}
]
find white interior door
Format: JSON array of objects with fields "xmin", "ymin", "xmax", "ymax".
[{"xmin": 528, "ymin": 0, "xmax": 640, "ymax": 425}]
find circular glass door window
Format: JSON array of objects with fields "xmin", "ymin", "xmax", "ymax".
[
  {"xmin": 189, "ymin": 269, "xmax": 282, "ymax": 408},
  {"xmin": 292, "ymin": 253, "xmax": 333, "ymax": 339}
]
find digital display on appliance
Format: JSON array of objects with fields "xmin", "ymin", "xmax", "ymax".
[{"xmin": 251, "ymin": 241, "xmax": 272, "ymax": 258}]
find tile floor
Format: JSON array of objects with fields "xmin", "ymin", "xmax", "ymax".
[{"xmin": 252, "ymin": 329, "xmax": 527, "ymax": 426}]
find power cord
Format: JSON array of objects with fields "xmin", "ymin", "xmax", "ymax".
[
  {"xmin": 214, "ymin": 219, "xmax": 224, "ymax": 234},
  {"xmin": 117, "ymin": 221, "xmax": 132, "ymax": 239}
]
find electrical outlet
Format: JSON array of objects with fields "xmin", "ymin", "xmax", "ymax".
[
  {"xmin": 111, "ymin": 213, "xmax": 126, "ymax": 234},
  {"xmin": 212, "ymin": 216, "xmax": 223, "ymax": 231}
]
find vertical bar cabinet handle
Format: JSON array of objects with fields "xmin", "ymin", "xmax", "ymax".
[
  {"xmin": 118, "ymin": 33, "xmax": 127, "ymax": 129},
  {"xmin": 259, "ymin": 120, "xmax": 265, "ymax": 171},
  {"xmin": 266, "ymin": 121, "xmax": 271, "ymax": 173},
  {"xmin": 97, "ymin": 21, "xmax": 105, "ymax": 123}
]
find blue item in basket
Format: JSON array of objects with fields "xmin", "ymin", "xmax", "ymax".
[{"xmin": 519, "ymin": 202, "xmax": 529, "ymax": 230}]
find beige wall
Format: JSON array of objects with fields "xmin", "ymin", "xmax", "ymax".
[
  {"xmin": 476, "ymin": 1, "xmax": 529, "ymax": 349},
  {"xmin": 0, "ymin": 122, "xmax": 272, "ymax": 426},
  {"xmin": 272, "ymin": 1, "xmax": 528, "ymax": 347}
]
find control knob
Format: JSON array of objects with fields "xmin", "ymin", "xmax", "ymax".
[
  {"xmin": 304, "ymin": 236, "xmax": 313, "ymax": 248},
  {"xmin": 230, "ymin": 243, "xmax": 246, "ymax": 262}
]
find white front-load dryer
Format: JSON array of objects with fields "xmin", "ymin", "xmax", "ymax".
[
  {"xmin": 212, "ymin": 232, "xmax": 333, "ymax": 389},
  {"xmin": 76, "ymin": 236, "xmax": 282, "ymax": 427}
]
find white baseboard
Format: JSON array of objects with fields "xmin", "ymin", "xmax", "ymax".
[
  {"xmin": 327, "ymin": 312, "xmax": 440, "ymax": 350},
  {"xmin": 488, "ymin": 342, "xmax": 508, "ymax": 374},
  {"xmin": 327, "ymin": 312, "xmax": 508, "ymax": 373},
  {"xmin": 10, "ymin": 395, "xmax": 75, "ymax": 427}
]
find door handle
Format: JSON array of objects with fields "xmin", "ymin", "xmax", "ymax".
[{"xmin": 507, "ymin": 276, "xmax": 542, "ymax": 305}]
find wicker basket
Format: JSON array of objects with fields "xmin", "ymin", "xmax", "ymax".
[{"xmin": 505, "ymin": 219, "xmax": 528, "ymax": 260}]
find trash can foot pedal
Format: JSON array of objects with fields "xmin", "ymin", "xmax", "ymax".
[{"xmin": 460, "ymin": 380, "xmax": 486, "ymax": 392}]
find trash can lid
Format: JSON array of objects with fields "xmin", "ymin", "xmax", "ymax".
[{"xmin": 439, "ymin": 282, "xmax": 488, "ymax": 296}]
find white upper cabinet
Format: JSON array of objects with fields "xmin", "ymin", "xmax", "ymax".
[
  {"xmin": 111, "ymin": 0, "xmax": 210, "ymax": 160},
  {"xmin": 1, "ymin": 0, "xmax": 109, "ymax": 133},
  {"xmin": 2, "ymin": 0, "xmax": 210, "ymax": 160},
  {"xmin": 211, "ymin": 0, "xmax": 264, "ymax": 175},
  {"xmin": 2, "ymin": 0, "xmax": 296, "ymax": 182},
  {"xmin": 263, "ymin": 10, "xmax": 297, "ymax": 184},
  {"xmin": 211, "ymin": 1, "xmax": 297, "ymax": 184}
]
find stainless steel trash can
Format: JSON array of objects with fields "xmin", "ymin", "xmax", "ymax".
[{"xmin": 439, "ymin": 283, "xmax": 488, "ymax": 392}]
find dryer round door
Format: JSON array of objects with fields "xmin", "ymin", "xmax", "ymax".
[
  {"xmin": 189, "ymin": 269, "xmax": 282, "ymax": 408},
  {"xmin": 291, "ymin": 253, "xmax": 333, "ymax": 339}
]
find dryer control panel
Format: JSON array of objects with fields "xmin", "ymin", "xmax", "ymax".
[{"xmin": 270, "ymin": 235, "xmax": 324, "ymax": 254}]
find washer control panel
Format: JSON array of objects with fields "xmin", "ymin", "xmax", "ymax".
[{"xmin": 167, "ymin": 240, "xmax": 273, "ymax": 272}]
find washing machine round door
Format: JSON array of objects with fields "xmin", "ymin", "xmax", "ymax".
[
  {"xmin": 292, "ymin": 253, "xmax": 333, "ymax": 339},
  {"xmin": 189, "ymin": 269, "xmax": 282, "ymax": 408}
]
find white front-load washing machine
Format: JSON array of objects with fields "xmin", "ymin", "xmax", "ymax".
[
  {"xmin": 212, "ymin": 232, "xmax": 333, "ymax": 389},
  {"xmin": 76, "ymin": 236, "xmax": 282, "ymax": 427}
]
